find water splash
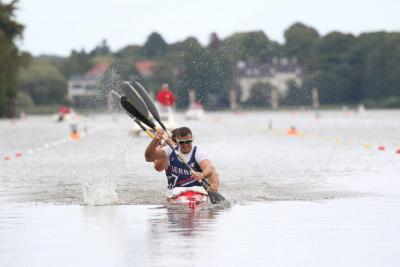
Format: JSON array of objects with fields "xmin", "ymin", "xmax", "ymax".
[
  {"xmin": 97, "ymin": 63, "xmax": 141, "ymax": 112},
  {"xmin": 81, "ymin": 139, "xmax": 128, "ymax": 206}
]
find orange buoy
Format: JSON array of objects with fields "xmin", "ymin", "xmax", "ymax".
[
  {"xmin": 378, "ymin": 146, "xmax": 385, "ymax": 151},
  {"xmin": 396, "ymin": 148, "xmax": 400, "ymax": 154},
  {"xmin": 69, "ymin": 131, "xmax": 81, "ymax": 140},
  {"xmin": 287, "ymin": 126, "xmax": 299, "ymax": 136},
  {"xmin": 15, "ymin": 152, "xmax": 22, "ymax": 157},
  {"xmin": 4, "ymin": 156, "xmax": 11, "ymax": 160}
]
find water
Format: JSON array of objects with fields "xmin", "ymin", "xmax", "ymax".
[{"xmin": 1, "ymin": 110, "xmax": 400, "ymax": 266}]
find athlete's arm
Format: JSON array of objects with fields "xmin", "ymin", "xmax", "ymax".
[
  {"xmin": 198, "ymin": 159, "xmax": 219, "ymax": 192},
  {"xmin": 153, "ymin": 158, "xmax": 169, "ymax": 172},
  {"xmin": 145, "ymin": 138, "xmax": 161, "ymax": 162},
  {"xmin": 144, "ymin": 129, "xmax": 167, "ymax": 162},
  {"xmin": 145, "ymin": 142, "xmax": 167, "ymax": 162}
]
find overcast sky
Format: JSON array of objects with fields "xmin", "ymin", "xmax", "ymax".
[{"xmin": 12, "ymin": 0, "xmax": 400, "ymax": 56}]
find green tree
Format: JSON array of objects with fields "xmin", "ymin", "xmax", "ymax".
[
  {"xmin": 18, "ymin": 59, "xmax": 67, "ymax": 105},
  {"xmin": 220, "ymin": 31, "xmax": 274, "ymax": 63},
  {"xmin": 165, "ymin": 37, "xmax": 203, "ymax": 69},
  {"xmin": 115, "ymin": 44, "xmax": 142, "ymax": 63},
  {"xmin": 207, "ymin": 50, "xmax": 235, "ymax": 108},
  {"xmin": 89, "ymin": 40, "xmax": 114, "ymax": 65},
  {"xmin": 349, "ymin": 32, "xmax": 386, "ymax": 100},
  {"xmin": 181, "ymin": 43, "xmax": 234, "ymax": 110},
  {"xmin": 363, "ymin": 33, "xmax": 400, "ymax": 100},
  {"xmin": 245, "ymin": 82, "xmax": 273, "ymax": 108},
  {"xmin": 0, "ymin": 0, "xmax": 25, "ymax": 117},
  {"xmin": 282, "ymin": 80, "xmax": 310, "ymax": 106},
  {"xmin": 151, "ymin": 62, "xmax": 177, "ymax": 92},
  {"xmin": 172, "ymin": 37, "xmax": 202, "ymax": 108},
  {"xmin": 284, "ymin": 22, "xmax": 320, "ymax": 70},
  {"xmin": 142, "ymin": 32, "xmax": 167, "ymax": 58},
  {"xmin": 171, "ymin": 37, "xmax": 202, "ymax": 52},
  {"xmin": 208, "ymin": 32, "xmax": 221, "ymax": 51},
  {"xmin": 92, "ymin": 62, "xmax": 139, "ymax": 110},
  {"xmin": 59, "ymin": 49, "xmax": 91, "ymax": 78},
  {"xmin": 307, "ymin": 32, "xmax": 357, "ymax": 104},
  {"xmin": 89, "ymin": 39, "xmax": 111, "ymax": 57},
  {"xmin": 181, "ymin": 45, "xmax": 209, "ymax": 106},
  {"xmin": 16, "ymin": 91, "xmax": 34, "ymax": 109}
]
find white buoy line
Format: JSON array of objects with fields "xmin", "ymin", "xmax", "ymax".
[{"xmin": 2, "ymin": 124, "xmax": 113, "ymax": 161}]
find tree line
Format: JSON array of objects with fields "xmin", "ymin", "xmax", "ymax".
[{"xmin": 1, "ymin": 1, "xmax": 400, "ymax": 117}]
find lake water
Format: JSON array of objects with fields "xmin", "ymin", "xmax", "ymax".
[{"xmin": 1, "ymin": 110, "xmax": 400, "ymax": 266}]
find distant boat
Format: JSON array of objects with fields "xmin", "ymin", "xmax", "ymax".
[
  {"xmin": 52, "ymin": 106, "xmax": 78, "ymax": 123},
  {"xmin": 158, "ymin": 105, "xmax": 177, "ymax": 131},
  {"xmin": 357, "ymin": 104, "xmax": 366, "ymax": 114},
  {"xmin": 185, "ymin": 101, "xmax": 205, "ymax": 120}
]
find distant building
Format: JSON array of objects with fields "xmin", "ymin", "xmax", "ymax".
[
  {"xmin": 236, "ymin": 58, "xmax": 302, "ymax": 102},
  {"xmin": 135, "ymin": 60, "xmax": 156, "ymax": 78},
  {"xmin": 68, "ymin": 62, "xmax": 110, "ymax": 103}
]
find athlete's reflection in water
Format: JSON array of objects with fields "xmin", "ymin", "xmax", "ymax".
[
  {"xmin": 167, "ymin": 206, "xmax": 217, "ymax": 235},
  {"xmin": 149, "ymin": 205, "xmax": 219, "ymax": 237},
  {"xmin": 145, "ymin": 205, "xmax": 224, "ymax": 264}
]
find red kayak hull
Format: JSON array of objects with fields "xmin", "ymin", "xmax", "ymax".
[{"xmin": 167, "ymin": 191, "xmax": 208, "ymax": 209}]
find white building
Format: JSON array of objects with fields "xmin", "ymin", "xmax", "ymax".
[
  {"xmin": 67, "ymin": 63, "xmax": 110, "ymax": 103},
  {"xmin": 236, "ymin": 59, "xmax": 302, "ymax": 102}
]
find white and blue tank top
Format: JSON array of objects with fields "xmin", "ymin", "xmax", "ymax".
[{"xmin": 164, "ymin": 146, "xmax": 207, "ymax": 189}]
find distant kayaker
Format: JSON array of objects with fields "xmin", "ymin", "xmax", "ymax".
[{"xmin": 145, "ymin": 126, "xmax": 219, "ymax": 192}]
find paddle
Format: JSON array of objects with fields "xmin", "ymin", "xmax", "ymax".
[
  {"xmin": 130, "ymin": 80, "xmax": 168, "ymax": 131},
  {"xmin": 120, "ymin": 82, "xmax": 155, "ymax": 126},
  {"xmin": 111, "ymin": 90, "xmax": 155, "ymax": 138},
  {"xmin": 120, "ymin": 82, "xmax": 226, "ymax": 204}
]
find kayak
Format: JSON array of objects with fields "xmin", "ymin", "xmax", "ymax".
[{"xmin": 167, "ymin": 190, "xmax": 209, "ymax": 210}]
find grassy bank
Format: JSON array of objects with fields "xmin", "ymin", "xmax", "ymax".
[{"xmin": 18, "ymin": 105, "xmax": 60, "ymax": 115}]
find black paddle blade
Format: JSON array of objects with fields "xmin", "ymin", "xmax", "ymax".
[
  {"xmin": 121, "ymin": 81, "xmax": 151, "ymax": 119},
  {"xmin": 131, "ymin": 81, "xmax": 160, "ymax": 118},
  {"xmin": 132, "ymin": 80, "xmax": 167, "ymax": 131},
  {"xmin": 201, "ymin": 179, "xmax": 226, "ymax": 204},
  {"xmin": 208, "ymin": 191, "xmax": 226, "ymax": 204},
  {"xmin": 120, "ymin": 96, "xmax": 156, "ymax": 130}
]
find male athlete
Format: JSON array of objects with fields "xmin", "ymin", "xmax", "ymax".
[{"xmin": 145, "ymin": 127, "xmax": 219, "ymax": 194}]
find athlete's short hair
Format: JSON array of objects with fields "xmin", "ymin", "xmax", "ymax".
[
  {"xmin": 178, "ymin": 127, "xmax": 192, "ymax": 137},
  {"xmin": 171, "ymin": 128, "xmax": 180, "ymax": 142}
]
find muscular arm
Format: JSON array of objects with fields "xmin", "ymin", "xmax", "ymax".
[
  {"xmin": 153, "ymin": 158, "xmax": 169, "ymax": 172},
  {"xmin": 144, "ymin": 138, "xmax": 167, "ymax": 162},
  {"xmin": 199, "ymin": 159, "xmax": 219, "ymax": 191}
]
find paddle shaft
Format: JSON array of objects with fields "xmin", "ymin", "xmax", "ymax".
[{"xmin": 131, "ymin": 115, "xmax": 155, "ymax": 139}]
